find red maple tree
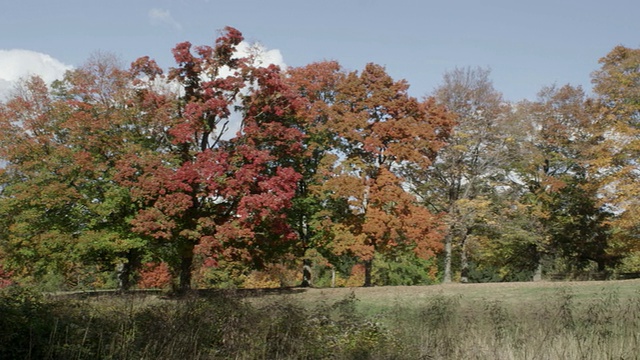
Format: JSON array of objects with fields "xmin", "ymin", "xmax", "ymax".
[{"xmin": 117, "ymin": 28, "xmax": 304, "ymax": 291}]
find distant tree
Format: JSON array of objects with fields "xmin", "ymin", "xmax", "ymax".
[
  {"xmin": 419, "ymin": 67, "xmax": 514, "ymax": 283},
  {"xmin": 512, "ymin": 84, "xmax": 618, "ymax": 276},
  {"xmin": 589, "ymin": 45, "xmax": 640, "ymax": 269}
]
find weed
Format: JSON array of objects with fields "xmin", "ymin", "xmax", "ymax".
[{"xmin": 2, "ymin": 283, "xmax": 639, "ymax": 359}]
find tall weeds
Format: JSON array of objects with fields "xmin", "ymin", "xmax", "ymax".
[
  {"xmin": 1, "ymin": 286, "xmax": 638, "ymax": 359},
  {"xmin": 387, "ymin": 286, "xmax": 640, "ymax": 359},
  {"xmin": 0, "ymin": 288, "xmax": 400, "ymax": 359}
]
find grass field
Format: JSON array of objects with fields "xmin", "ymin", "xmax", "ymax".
[
  {"xmin": 245, "ymin": 278, "xmax": 640, "ymax": 308},
  {"xmin": 2, "ymin": 279, "xmax": 640, "ymax": 359}
]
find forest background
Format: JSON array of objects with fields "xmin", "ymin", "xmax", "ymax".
[{"xmin": 1, "ymin": 27, "xmax": 640, "ymax": 292}]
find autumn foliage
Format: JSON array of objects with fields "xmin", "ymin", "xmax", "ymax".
[
  {"xmin": 287, "ymin": 62, "xmax": 452, "ymax": 285},
  {"xmin": 137, "ymin": 262, "xmax": 172, "ymax": 289},
  {"xmin": 0, "ymin": 28, "xmax": 639, "ymax": 290}
]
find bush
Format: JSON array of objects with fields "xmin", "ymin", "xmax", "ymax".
[
  {"xmin": 137, "ymin": 262, "xmax": 172, "ymax": 289},
  {"xmin": 372, "ymin": 252, "xmax": 437, "ymax": 286},
  {"xmin": 0, "ymin": 286, "xmax": 55, "ymax": 359},
  {"xmin": 0, "ymin": 287, "xmax": 404, "ymax": 359}
]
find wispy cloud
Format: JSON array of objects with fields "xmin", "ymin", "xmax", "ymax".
[{"xmin": 148, "ymin": 8, "xmax": 182, "ymax": 31}]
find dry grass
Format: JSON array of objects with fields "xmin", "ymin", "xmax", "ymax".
[
  {"xmin": 245, "ymin": 278, "xmax": 640, "ymax": 309},
  {"xmin": 244, "ymin": 279, "xmax": 640, "ymax": 359},
  {"xmin": 3, "ymin": 279, "xmax": 640, "ymax": 359}
]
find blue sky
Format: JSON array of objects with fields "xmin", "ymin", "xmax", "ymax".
[{"xmin": 1, "ymin": 0, "xmax": 639, "ymax": 101}]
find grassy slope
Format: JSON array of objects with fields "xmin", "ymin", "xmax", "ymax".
[
  {"xmin": 246, "ymin": 279, "xmax": 640, "ymax": 311},
  {"xmin": 245, "ymin": 279, "xmax": 640, "ymax": 359}
]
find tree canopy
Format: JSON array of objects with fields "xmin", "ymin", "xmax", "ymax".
[{"xmin": 1, "ymin": 29, "xmax": 639, "ymax": 290}]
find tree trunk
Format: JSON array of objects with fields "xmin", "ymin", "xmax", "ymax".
[
  {"xmin": 459, "ymin": 231, "xmax": 470, "ymax": 283},
  {"xmin": 177, "ymin": 243, "xmax": 195, "ymax": 293},
  {"xmin": 298, "ymin": 215, "xmax": 312, "ymax": 288},
  {"xmin": 116, "ymin": 262, "xmax": 129, "ymax": 292},
  {"xmin": 331, "ymin": 268, "xmax": 336, "ymax": 288},
  {"xmin": 300, "ymin": 259, "xmax": 312, "ymax": 287},
  {"xmin": 116, "ymin": 250, "xmax": 140, "ymax": 292},
  {"xmin": 443, "ymin": 232, "xmax": 453, "ymax": 283},
  {"xmin": 363, "ymin": 259, "xmax": 373, "ymax": 287},
  {"xmin": 532, "ymin": 261, "xmax": 543, "ymax": 282},
  {"xmin": 460, "ymin": 237, "xmax": 469, "ymax": 283}
]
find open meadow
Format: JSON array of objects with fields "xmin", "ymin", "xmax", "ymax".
[{"xmin": 2, "ymin": 279, "xmax": 640, "ymax": 359}]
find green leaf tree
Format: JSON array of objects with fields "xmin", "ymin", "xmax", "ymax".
[
  {"xmin": 0, "ymin": 54, "xmax": 150, "ymax": 290},
  {"xmin": 589, "ymin": 45, "xmax": 640, "ymax": 270},
  {"xmin": 420, "ymin": 67, "xmax": 516, "ymax": 283},
  {"xmin": 514, "ymin": 84, "xmax": 616, "ymax": 277}
]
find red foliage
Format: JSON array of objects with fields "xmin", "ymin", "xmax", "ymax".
[
  {"xmin": 117, "ymin": 27, "xmax": 306, "ymax": 291},
  {"xmin": 130, "ymin": 56, "xmax": 163, "ymax": 80},
  {"xmin": 137, "ymin": 262, "xmax": 172, "ymax": 289},
  {"xmin": 0, "ymin": 267, "xmax": 14, "ymax": 289}
]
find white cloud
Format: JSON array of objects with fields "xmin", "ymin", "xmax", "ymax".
[
  {"xmin": 236, "ymin": 42, "xmax": 286, "ymax": 70},
  {"xmin": 214, "ymin": 41, "xmax": 287, "ymax": 82},
  {"xmin": 217, "ymin": 41, "xmax": 287, "ymax": 139},
  {"xmin": 0, "ymin": 49, "xmax": 72, "ymax": 100},
  {"xmin": 148, "ymin": 8, "xmax": 182, "ymax": 31}
]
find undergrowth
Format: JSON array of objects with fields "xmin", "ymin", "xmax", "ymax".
[{"xmin": 1, "ymin": 285, "xmax": 638, "ymax": 359}]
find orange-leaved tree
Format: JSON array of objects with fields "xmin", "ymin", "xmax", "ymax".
[{"xmin": 317, "ymin": 63, "xmax": 453, "ymax": 286}]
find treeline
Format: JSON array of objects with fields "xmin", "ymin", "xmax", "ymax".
[{"xmin": 0, "ymin": 27, "xmax": 639, "ymax": 291}]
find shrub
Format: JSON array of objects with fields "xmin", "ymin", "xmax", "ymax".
[
  {"xmin": 0, "ymin": 287, "xmax": 54, "ymax": 359},
  {"xmin": 137, "ymin": 262, "xmax": 172, "ymax": 289}
]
